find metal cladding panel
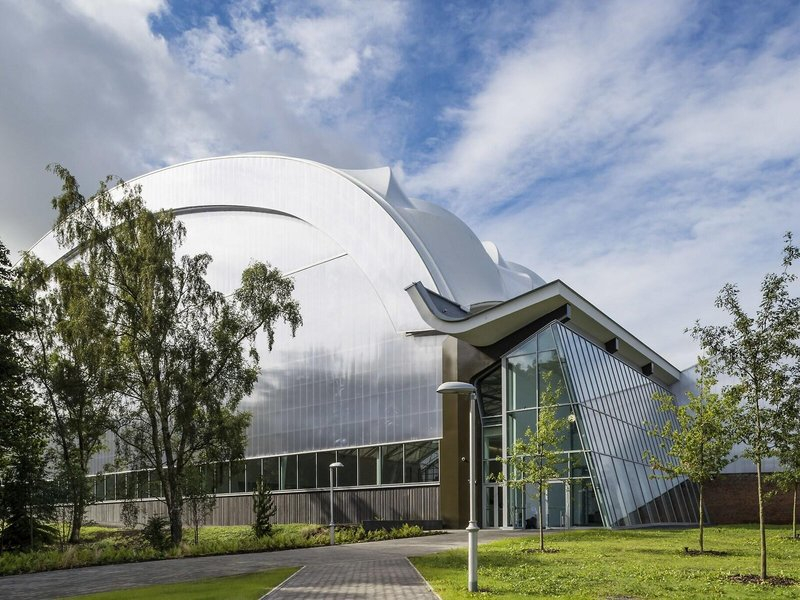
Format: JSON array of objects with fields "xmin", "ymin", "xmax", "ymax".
[
  {"xmin": 87, "ymin": 203, "xmax": 444, "ymax": 471},
  {"xmin": 553, "ymin": 323, "xmax": 701, "ymax": 527}
]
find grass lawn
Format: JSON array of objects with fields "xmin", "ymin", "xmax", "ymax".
[
  {"xmin": 62, "ymin": 567, "xmax": 299, "ymax": 599},
  {"xmin": 410, "ymin": 525, "xmax": 800, "ymax": 599}
]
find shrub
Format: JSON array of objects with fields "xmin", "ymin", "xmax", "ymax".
[
  {"xmin": 120, "ymin": 499, "xmax": 139, "ymax": 530},
  {"xmin": 141, "ymin": 515, "xmax": 170, "ymax": 552},
  {"xmin": 252, "ymin": 477, "xmax": 276, "ymax": 537}
]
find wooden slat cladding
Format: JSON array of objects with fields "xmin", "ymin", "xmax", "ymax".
[{"xmin": 85, "ymin": 485, "xmax": 440, "ymax": 527}]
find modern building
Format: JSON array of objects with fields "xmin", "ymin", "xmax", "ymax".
[{"xmin": 29, "ymin": 153, "xmax": 704, "ymax": 530}]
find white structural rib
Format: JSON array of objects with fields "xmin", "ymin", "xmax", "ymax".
[{"xmin": 406, "ymin": 279, "xmax": 682, "ymax": 385}]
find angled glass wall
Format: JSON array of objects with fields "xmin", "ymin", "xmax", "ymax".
[{"xmin": 487, "ymin": 321, "xmax": 700, "ymax": 529}]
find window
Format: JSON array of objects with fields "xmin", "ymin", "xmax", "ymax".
[
  {"xmin": 404, "ymin": 441, "xmax": 439, "ymax": 483},
  {"xmin": 381, "ymin": 444, "xmax": 403, "ymax": 484},
  {"xmin": 298, "ymin": 453, "xmax": 316, "ymax": 489}
]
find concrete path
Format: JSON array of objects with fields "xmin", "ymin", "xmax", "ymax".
[{"xmin": 0, "ymin": 529, "xmax": 535, "ymax": 599}]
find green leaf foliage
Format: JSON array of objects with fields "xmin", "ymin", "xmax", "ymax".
[
  {"xmin": 497, "ymin": 370, "xmax": 567, "ymax": 551},
  {"xmin": 644, "ymin": 356, "xmax": 737, "ymax": 551},
  {"xmin": 688, "ymin": 232, "xmax": 800, "ymax": 578},
  {"xmin": 42, "ymin": 165, "xmax": 302, "ymax": 547}
]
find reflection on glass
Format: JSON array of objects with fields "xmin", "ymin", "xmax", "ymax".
[
  {"xmin": 298, "ymin": 453, "xmax": 316, "ymax": 489},
  {"xmin": 508, "ymin": 354, "xmax": 536, "ymax": 410},
  {"xmin": 381, "ymin": 444, "xmax": 403, "ymax": 484},
  {"xmin": 508, "ymin": 410, "xmax": 537, "ymax": 442},
  {"xmin": 280, "ymin": 455, "xmax": 297, "ymax": 490},
  {"xmin": 571, "ymin": 480, "xmax": 602, "ymax": 526},
  {"xmin": 405, "ymin": 441, "xmax": 439, "ymax": 483},
  {"xmin": 316, "ymin": 451, "xmax": 336, "ymax": 488},
  {"xmin": 231, "ymin": 461, "xmax": 246, "ymax": 493},
  {"xmin": 245, "ymin": 458, "xmax": 261, "ymax": 492},
  {"xmin": 337, "ymin": 449, "xmax": 358, "ymax": 486},
  {"xmin": 477, "ymin": 365, "xmax": 502, "ymax": 417},
  {"xmin": 263, "ymin": 457, "xmax": 279, "ymax": 491},
  {"xmin": 358, "ymin": 447, "xmax": 378, "ymax": 486}
]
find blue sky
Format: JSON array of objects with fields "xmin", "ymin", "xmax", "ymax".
[{"xmin": 1, "ymin": 0, "xmax": 799, "ymax": 367}]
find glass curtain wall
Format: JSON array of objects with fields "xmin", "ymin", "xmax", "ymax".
[
  {"xmin": 552, "ymin": 324, "xmax": 700, "ymax": 527},
  {"xmin": 502, "ymin": 325, "xmax": 598, "ymax": 529},
  {"xmin": 487, "ymin": 321, "xmax": 700, "ymax": 529}
]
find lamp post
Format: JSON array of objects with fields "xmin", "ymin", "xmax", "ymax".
[
  {"xmin": 437, "ymin": 381, "xmax": 479, "ymax": 593},
  {"xmin": 328, "ymin": 461, "xmax": 344, "ymax": 545}
]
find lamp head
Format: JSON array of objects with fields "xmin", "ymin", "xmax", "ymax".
[
  {"xmin": 436, "ymin": 381, "xmax": 477, "ymax": 395},
  {"xmin": 329, "ymin": 462, "xmax": 344, "ymax": 469}
]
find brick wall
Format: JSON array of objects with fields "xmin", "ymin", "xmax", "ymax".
[{"xmin": 705, "ymin": 474, "xmax": 797, "ymax": 525}]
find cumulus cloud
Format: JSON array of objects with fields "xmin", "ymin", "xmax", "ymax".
[
  {"xmin": 0, "ymin": 0, "xmax": 406, "ymax": 255},
  {"xmin": 1, "ymin": 0, "xmax": 798, "ymax": 368},
  {"xmin": 405, "ymin": 0, "xmax": 800, "ymax": 367}
]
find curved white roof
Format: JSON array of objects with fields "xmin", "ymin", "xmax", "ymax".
[{"xmin": 30, "ymin": 153, "xmax": 545, "ymax": 323}]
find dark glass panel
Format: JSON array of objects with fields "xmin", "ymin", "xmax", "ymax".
[
  {"xmin": 317, "ymin": 451, "xmax": 337, "ymax": 487},
  {"xmin": 337, "ymin": 449, "xmax": 358, "ymax": 486},
  {"xmin": 137, "ymin": 470, "xmax": 149, "ymax": 499},
  {"xmin": 508, "ymin": 409, "xmax": 538, "ymax": 445},
  {"xmin": 297, "ymin": 453, "xmax": 316, "ymax": 489},
  {"xmin": 280, "ymin": 455, "xmax": 297, "ymax": 490},
  {"xmin": 508, "ymin": 354, "xmax": 537, "ymax": 410},
  {"xmin": 570, "ymin": 452, "xmax": 590, "ymax": 478},
  {"xmin": 105, "ymin": 473, "xmax": 116, "ymax": 501},
  {"xmin": 381, "ymin": 444, "xmax": 404, "ymax": 484},
  {"xmin": 571, "ymin": 479, "xmax": 603, "ymax": 526},
  {"xmin": 477, "ymin": 364, "xmax": 502, "ymax": 418},
  {"xmin": 405, "ymin": 441, "xmax": 439, "ymax": 483},
  {"xmin": 95, "ymin": 475, "xmax": 105, "ymax": 501},
  {"xmin": 358, "ymin": 447, "xmax": 378, "ymax": 486},
  {"xmin": 150, "ymin": 470, "xmax": 162, "ymax": 497},
  {"xmin": 508, "ymin": 335, "xmax": 536, "ymax": 357},
  {"xmin": 537, "ymin": 326, "xmax": 556, "ymax": 351},
  {"xmin": 217, "ymin": 463, "xmax": 230, "ymax": 494},
  {"xmin": 231, "ymin": 461, "xmax": 246, "ymax": 493},
  {"xmin": 538, "ymin": 350, "xmax": 568, "ymax": 405},
  {"xmin": 483, "ymin": 425, "xmax": 502, "ymax": 460},
  {"xmin": 245, "ymin": 458, "xmax": 261, "ymax": 492},
  {"xmin": 263, "ymin": 457, "xmax": 279, "ymax": 491}
]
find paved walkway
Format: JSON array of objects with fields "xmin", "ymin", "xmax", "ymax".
[{"xmin": 0, "ymin": 529, "xmax": 535, "ymax": 599}]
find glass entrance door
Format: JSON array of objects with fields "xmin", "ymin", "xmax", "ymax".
[
  {"xmin": 546, "ymin": 481, "xmax": 567, "ymax": 528},
  {"xmin": 484, "ymin": 484, "xmax": 503, "ymax": 528}
]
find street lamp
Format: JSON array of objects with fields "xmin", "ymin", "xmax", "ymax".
[
  {"xmin": 328, "ymin": 461, "xmax": 344, "ymax": 545},
  {"xmin": 437, "ymin": 381, "xmax": 479, "ymax": 593}
]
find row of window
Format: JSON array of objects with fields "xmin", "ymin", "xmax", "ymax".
[{"xmin": 91, "ymin": 440, "xmax": 439, "ymax": 501}]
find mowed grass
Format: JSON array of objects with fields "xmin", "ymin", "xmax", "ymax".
[
  {"xmin": 62, "ymin": 567, "xmax": 298, "ymax": 599},
  {"xmin": 410, "ymin": 525, "xmax": 800, "ymax": 599}
]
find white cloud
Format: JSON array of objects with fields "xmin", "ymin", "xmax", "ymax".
[
  {"xmin": 0, "ymin": 0, "xmax": 407, "ymax": 256},
  {"xmin": 406, "ymin": 1, "xmax": 800, "ymax": 367}
]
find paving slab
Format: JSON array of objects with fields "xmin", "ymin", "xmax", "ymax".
[{"xmin": 0, "ymin": 529, "xmax": 535, "ymax": 599}]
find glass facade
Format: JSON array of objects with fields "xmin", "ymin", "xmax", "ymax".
[
  {"xmin": 478, "ymin": 321, "xmax": 700, "ymax": 529},
  {"xmin": 88, "ymin": 440, "xmax": 439, "ymax": 501}
]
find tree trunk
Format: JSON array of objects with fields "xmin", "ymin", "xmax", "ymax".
[
  {"xmin": 793, "ymin": 483, "xmax": 797, "ymax": 541},
  {"xmin": 756, "ymin": 460, "xmax": 767, "ymax": 580},
  {"xmin": 169, "ymin": 503, "xmax": 183, "ymax": 546},
  {"xmin": 539, "ymin": 489, "xmax": 545, "ymax": 552},
  {"xmin": 698, "ymin": 483, "xmax": 704, "ymax": 553},
  {"xmin": 68, "ymin": 498, "xmax": 83, "ymax": 544}
]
